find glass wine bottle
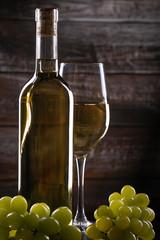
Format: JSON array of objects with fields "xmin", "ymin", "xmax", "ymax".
[{"xmin": 18, "ymin": 8, "xmax": 74, "ymax": 211}]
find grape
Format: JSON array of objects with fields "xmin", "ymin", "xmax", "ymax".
[
  {"xmin": 129, "ymin": 218, "xmax": 143, "ymax": 235},
  {"xmin": 107, "ymin": 226, "xmax": 122, "ymax": 240},
  {"xmin": 134, "ymin": 193, "xmax": 150, "ymax": 207},
  {"xmin": 10, "ymin": 195, "xmax": 28, "ymax": 215},
  {"xmin": 108, "ymin": 192, "xmax": 121, "ymax": 203},
  {"xmin": 0, "ymin": 196, "xmax": 12, "ymax": 213},
  {"xmin": 60, "ymin": 225, "xmax": 82, "ymax": 240},
  {"xmin": 121, "ymin": 196, "xmax": 135, "ymax": 206},
  {"xmin": 86, "ymin": 224, "xmax": 105, "ymax": 239},
  {"xmin": 114, "ymin": 216, "xmax": 130, "ymax": 230},
  {"xmin": 33, "ymin": 232, "xmax": 50, "ymax": 240},
  {"xmin": 2, "ymin": 229, "xmax": 10, "ymax": 240},
  {"xmin": 140, "ymin": 207, "xmax": 152, "ymax": 221},
  {"xmin": 147, "ymin": 220, "xmax": 153, "ymax": 230},
  {"xmin": 121, "ymin": 185, "xmax": 136, "ymax": 197},
  {"xmin": 30, "ymin": 203, "xmax": 50, "ymax": 218},
  {"xmin": 41, "ymin": 203, "xmax": 51, "ymax": 216},
  {"xmin": 138, "ymin": 220, "xmax": 151, "ymax": 236},
  {"xmin": 24, "ymin": 211, "xmax": 29, "ymax": 217},
  {"xmin": 130, "ymin": 206, "xmax": 142, "ymax": 218},
  {"xmin": 0, "ymin": 227, "xmax": 9, "ymax": 240},
  {"xmin": 117, "ymin": 205, "xmax": 132, "ymax": 218},
  {"xmin": 146, "ymin": 207, "xmax": 155, "ymax": 222},
  {"xmin": 51, "ymin": 206, "xmax": 72, "ymax": 228},
  {"xmin": 15, "ymin": 228, "xmax": 33, "ymax": 240},
  {"xmin": 122, "ymin": 231, "xmax": 136, "ymax": 240},
  {"xmin": 94, "ymin": 209, "xmax": 99, "ymax": 219},
  {"xmin": 50, "ymin": 234, "xmax": 61, "ymax": 240},
  {"xmin": 95, "ymin": 205, "xmax": 114, "ymax": 219},
  {"xmin": 6, "ymin": 212, "xmax": 24, "ymax": 230},
  {"xmin": 24, "ymin": 212, "xmax": 39, "ymax": 230},
  {"xmin": 109, "ymin": 200, "xmax": 124, "ymax": 216},
  {"xmin": 86, "ymin": 185, "xmax": 155, "ymax": 240},
  {"xmin": 38, "ymin": 216, "xmax": 60, "ymax": 236},
  {"xmin": 0, "ymin": 208, "xmax": 8, "ymax": 227},
  {"xmin": 139, "ymin": 228, "xmax": 155, "ymax": 240},
  {"xmin": 96, "ymin": 216, "xmax": 113, "ymax": 232}
]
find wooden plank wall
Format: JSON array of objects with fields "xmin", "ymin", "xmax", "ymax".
[{"xmin": 0, "ymin": 0, "xmax": 160, "ymax": 236}]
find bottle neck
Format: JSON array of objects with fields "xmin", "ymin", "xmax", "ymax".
[{"xmin": 35, "ymin": 22, "xmax": 58, "ymax": 74}]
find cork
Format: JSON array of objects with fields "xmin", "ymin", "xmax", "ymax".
[{"xmin": 35, "ymin": 8, "xmax": 59, "ymax": 36}]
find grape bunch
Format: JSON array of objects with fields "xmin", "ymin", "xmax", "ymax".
[
  {"xmin": 86, "ymin": 185, "xmax": 155, "ymax": 240},
  {"xmin": 0, "ymin": 195, "xmax": 82, "ymax": 240}
]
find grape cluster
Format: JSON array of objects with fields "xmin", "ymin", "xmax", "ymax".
[
  {"xmin": 0, "ymin": 195, "xmax": 82, "ymax": 240},
  {"xmin": 86, "ymin": 185, "xmax": 155, "ymax": 240}
]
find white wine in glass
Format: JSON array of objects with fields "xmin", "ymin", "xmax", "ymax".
[{"xmin": 60, "ymin": 63, "xmax": 110, "ymax": 230}]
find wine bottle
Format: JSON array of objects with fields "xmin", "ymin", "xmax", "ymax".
[{"xmin": 18, "ymin": 8, "xmax": 74, "ymax": 211}]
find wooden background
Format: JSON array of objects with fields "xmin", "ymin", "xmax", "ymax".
[{"xmin": 0, "ymin": 0, "xmax": 160, "ymax": 236}]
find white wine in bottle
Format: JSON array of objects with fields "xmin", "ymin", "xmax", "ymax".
[{"xmin": 18, "ymin": 8, "xmax": 74, "ymax": 211}]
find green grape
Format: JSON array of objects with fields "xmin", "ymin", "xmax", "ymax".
[
  {"xmin": 38, "ymin": 216, "xmax": 60, "ymax": 236},
  {"xmin": 60, "ymin": 225, "xmax": 82, "ymax": 240},
  {"xmin": 0, "ymin": 196, "xmax": 12, "ymax": 213},
  {"xmin": 51, "ymin": 206, "xmax": 72, "ymax": 228},
  {"xmin": 50, "ymin": 234, "xmax": 61, "ymax": 240},
  {"xmin": 10, "ymin": 195, "xmax": 28, "ymax": 215},
  {"xmin": 15, "ymin": 228, "xmax": 33, "ymax": 240},
  {"xmin": 121, "ymin": 196, "xmax": 135, "ymax": 206},
  {"xmin": 130, "ymin": 206, "xmax": 142, "ymax": 218},
  {"xmin": 138, "ymin": 220, "xmax": 151, "ymax": 236},
  {"xmin": 139, "ymin": 228, "xmax": 155, "ymax": 240},
  {"xmin": 86, "ymin": 224, "xmax": 105, "ymax": 239},
  {"xmin": 30, "ymin": 203, "xmax": 50, "ymax": 218},
  {"xmin": 134, "ymin": 193, "xmax": 150, "ymax": 207},
  {"xmin": 33, "ymin": 232, "xmax": 50, "ymax": 240},
  {"xmin": 0, "ymin": 227, "xmax": 9, "ymax": 240},
  {"xmin": 109, "ymin": 200, "xmax": 124, "ymax": 216},
  {"xmin": 94, "ymin": 239, "xmax": 105, "ymax": 240},
  {"xmin": 24, "ymin": 211, "xmax": 29, "ymax": 217},
  {"xmin": 147, "ymin": 221, "xmax": 153, "ymax": 229},
  {"xmin": 96, "ymin": 216, "xmax": 113, "ymax": 232},
  {"xmin": 108, "ymin": 192, "xmax": 121, "ymax": 203},
  {"xmin": 107, "ymin": 226, "xmax": 122, "ymax": 240},
  {"xmin": 117, "ymin": 205, "xmax": 132, "ymax": 218},
  {"xmin": 41, "ymin": 203, "xmax": 51, "ymax": 216},
  {"xmin": 94, "ymin": 209, "xmax": 99, "ymax": 219},
  {"xmin": 140, "ymin": 207, "xmax": 152, "ymax": 221},
  {"xmin": 114, "ymin": 215, "xmax": 130, "ymax": 230},
  {"xmin": 93, "ymin": 239, "xmax": 104, "ymax": 240},
  {"xmin": 24, "ymin": 212, "xmax": 39, "ymax": 230},
  {"xmin": 122, "ymin": 231, "xmax": 136, "ymax": 240},
  {"xmin": 146, "ymin": 207, "xmax": 155, "ymax": 222},
  {"xmin": 95, "ymin": 205, "xmax": 114, "ymax": 219},
  {"xmin": 129, "ymin": 218, "xmax": 143, "ymax": 235},
  {"xmin": 6, "ymin": 212, "xmax": 24, "ymax": 230},
  {"xmin": 121, "ymin": 185, "xmax": 136, "ymax": 197},
  {"xmin": 0, "ymin": 208, "xmax": 8, "ymax": 227}
]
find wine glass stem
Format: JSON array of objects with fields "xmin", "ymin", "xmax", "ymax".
[{"xmin": 74, "ymin": 156, "xmax": 87, "ymax": 223}]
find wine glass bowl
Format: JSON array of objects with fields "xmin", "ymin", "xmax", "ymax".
[
  {"xmin": 60, "ymin": 63, "xmax": 109, "ymax": 230},
  {"xmin": 74, "ymin": 102, "xmax": 109, "ymax": 158}
]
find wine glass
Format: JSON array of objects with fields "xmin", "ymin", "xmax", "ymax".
[{"xmin": 60, "ymin": 63, "xmax": 110, "ymax": 230}]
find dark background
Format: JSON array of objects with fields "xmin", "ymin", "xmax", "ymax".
[{"xmin": 0, "ymin": 0, "xmax": 160, "ymax": 237}]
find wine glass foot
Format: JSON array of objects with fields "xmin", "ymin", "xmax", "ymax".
[{"xmin": 73, "ymin": 218, "xmax": 92, "ymax": 231}]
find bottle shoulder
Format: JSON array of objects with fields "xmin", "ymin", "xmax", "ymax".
[{"xmin": 19, "ymin": 73, "xmax": 73, "ymax": 100}]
